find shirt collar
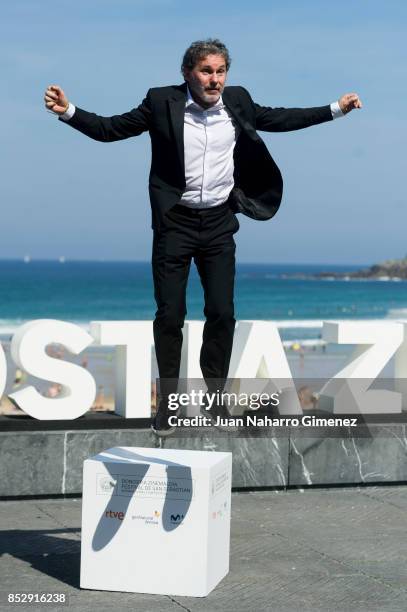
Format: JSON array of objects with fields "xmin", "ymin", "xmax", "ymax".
[{"xmin": 185, "ymin": 85, "xmax": 224, "ymax": 112}]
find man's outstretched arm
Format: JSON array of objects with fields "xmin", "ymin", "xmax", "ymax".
[
  {"xmin": 254, "ymin": 92, "xmax": 363, "ymax": 132},
  {"xmin": 44, "ymin": 85, "xmax": 152, "ymax": 141}
]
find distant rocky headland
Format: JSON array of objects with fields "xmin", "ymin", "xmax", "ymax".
[{"xmin": 318, "ymin": 257, "xmax": 407, "ymax": 281}]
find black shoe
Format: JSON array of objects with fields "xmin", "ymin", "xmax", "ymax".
[
  {"xmin": 151, "ymin": 400, "xmax": 177, "ymax": 437},
  {"xmin": 200, "ymin": 395, "xmax": 238, "ymax": 432}
]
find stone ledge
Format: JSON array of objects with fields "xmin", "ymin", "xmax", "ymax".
[{"xmin": 1, "ymin": 424, "xmax": 406, "ymax": 497}]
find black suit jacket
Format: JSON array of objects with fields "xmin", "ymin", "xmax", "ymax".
[{"xmin": 60, "ymin": 83, "xmax": 333, "ymax": 230}]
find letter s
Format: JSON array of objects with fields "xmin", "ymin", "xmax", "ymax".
[{"xmin": 9, "ymin": 319, "xmax": 96, "ymax": 419}]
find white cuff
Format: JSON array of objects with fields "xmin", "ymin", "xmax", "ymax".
[
  {"xmin": 330, "ymin": 101, "xmax": 344, "ymax": 119},
  {"xmin": 59, "ymin": 102, "xmax": 76, "ymax": 121}
]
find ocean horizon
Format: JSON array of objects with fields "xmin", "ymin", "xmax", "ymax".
[
  {"xmin": 0, "ymin": 257, "xmax": 372, "ymax": 266},
  {"xmin": 1, "ymin": 259, "xmax": 406, "ymax": 342}
]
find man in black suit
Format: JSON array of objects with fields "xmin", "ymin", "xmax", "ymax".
[{"xmin": 44, "ymin": 39, "xmax": 362, "ymax": 436}]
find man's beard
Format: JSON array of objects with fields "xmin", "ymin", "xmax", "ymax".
[{"xmin": 189, "ymin": 81, "xmax": 223, "ymax": 105}]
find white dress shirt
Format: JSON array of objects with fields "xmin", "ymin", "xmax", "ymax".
[
  {"xmin": 179, "ymin": 87, "xmax": 240, "ymax": 208},
  {"xmin": 60, "ymin": 94, "xmax": 344, "ymax": 209}
]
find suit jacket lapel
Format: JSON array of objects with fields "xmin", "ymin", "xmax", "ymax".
[
  {"xmin": 167, "ymin": 84, "xmax": 260, "ymax": 179},
  {"xmin": 223, "ymin": 89, "xmax": 260, "ymax": 142},
  {"xmin": 168, "ymin": 84, "xmax": 188, "ymax": 176}
]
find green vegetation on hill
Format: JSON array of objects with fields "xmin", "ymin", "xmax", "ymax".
[{"xmin": 319, "ymin": 256, "xmax": 407, "ymax": 280}]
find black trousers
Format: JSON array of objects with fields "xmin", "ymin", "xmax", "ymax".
[{"xmin": 152, "ymin": 201, "xmax": 239, "ymax": 396}]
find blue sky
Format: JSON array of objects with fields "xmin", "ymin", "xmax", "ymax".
[{"xmin": 1, "ymin": 0, "xmax": 406, "ymax": 264}]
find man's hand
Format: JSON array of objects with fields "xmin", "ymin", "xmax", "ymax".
[
  {"xmin": 338, "ymin": 93, "xmax": 363, "ymax": 114},
  {"xmin": 44, "ymin": 85, "xmax": 69, "ymax": 115}
]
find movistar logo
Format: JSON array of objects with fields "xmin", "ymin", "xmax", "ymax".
[{"xmin": 170, "ymin": 514, "xmax": 184, "ymax": 523}]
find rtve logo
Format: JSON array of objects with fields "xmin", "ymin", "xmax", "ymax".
[{"xmin": 105, "ymin": 509, "xmax": 125, "ymax": 521}]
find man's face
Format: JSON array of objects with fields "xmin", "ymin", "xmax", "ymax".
[{"xmin": 184, "ymin": 54, "xmax": 227, "ymax": 108}]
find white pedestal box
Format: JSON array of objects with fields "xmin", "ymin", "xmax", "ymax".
[{"xmin": 80, "ymin": 446, "xmax": 232, "ymax": 597}]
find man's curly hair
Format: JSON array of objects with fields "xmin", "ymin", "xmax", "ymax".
[{"xmin": 181, "ymin": 39, "xmax": 231, "ymax": 75}]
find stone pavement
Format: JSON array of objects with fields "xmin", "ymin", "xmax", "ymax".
[{"xmin": 1, "ymin": 486, "xmax": 407, "ymax": 612}]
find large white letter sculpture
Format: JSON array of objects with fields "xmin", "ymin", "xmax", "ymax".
[
  {"xmin": 319, "ymin": 321, "xmax": 404, "ymax": 414},
  {"xmin": 9, "ymin": 320, "xmax": 96, "ymax": 420},
  {"xmin": 5, "ymin": 319, "xmax": 407, "ymax": 419},
  {"xmin": 228, "ymin": 321, "xmax": 302, "ymax": 415},
  {"xmin": 394, "ymin": 321, "xmax": 407, "ymax": 410},
  {"xmin": 90, "ymin": 321, "xmax": 154, "ymax": 419},
  {"xmin": 0, "ymin": 342, "xmax": 7, "ymax": 401}
]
